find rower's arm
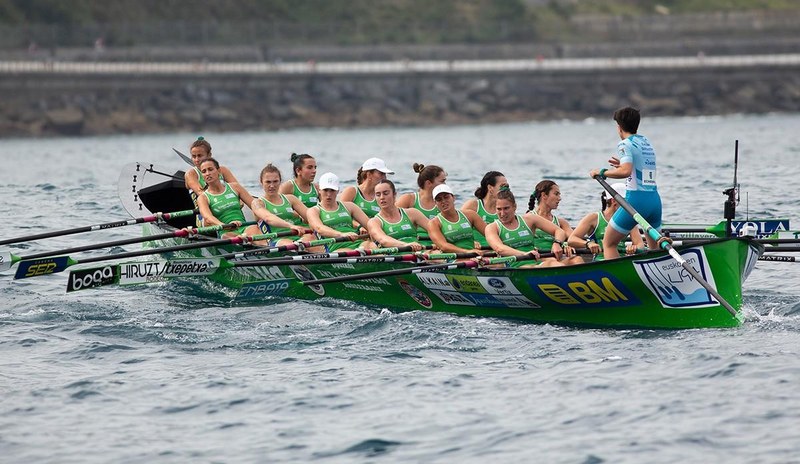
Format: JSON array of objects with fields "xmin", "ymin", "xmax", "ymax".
[
  {"xmin": 425, "ymin": 218, "xmax": 471, "ymax": 254},
  {"xmin": 196, "ymin": 194, "xmax": 221, "ymax": 226},
  {"xmin": 184, "ymin": 169, "xmax": 202, "ymax": 194},
  {"xmin": 251, "ymin": 198, "xmax": 301, "ymax": 230},
  {"xmin": 367, "ymin": 217, "xmax": 405, "ymax": 248},
  {"xmin": 485, "ymin": 223, "xmax": 523, "ymax": 257},
  {"xmin": 287, "ymin": 194, "xmax": 309, "ymax": 223}
]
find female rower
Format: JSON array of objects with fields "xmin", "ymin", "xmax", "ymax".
[
  {"xmin": 589, "ymin": 106, "xmax": 662, "ymax": 260},
  {"xmin": 527, "ymin": 180, "xmax": 583, "ymax": 265},
  {"xmin": 367, "ymin": 179, "xmax": 430, "ymax": 252},
  {"xmin": 253, "ymin": 163, "xmax": 314, "ymax": 246},
  {"xmin": 279, "ymin": 152, "xmax": 319, "ymax": 208},
  {"xmin": 396, "ymin": 163, "xmax": 447, "ymax": 220},
  {"xmin": 196, "ymin": 158, "xmax": 305, "ymax": 241},
  {"xmin": 339, "ymin": 157, "xmax": 395, "ymax": 218},
  {"xmin": 306, "ymin": 172, "xmax": 373, "ymax": 252},
  {"xmin": 184, "ymin": 136, "xmax": 238, "ymax": 195},
  {"xmin": 568, "ymin": 182, "xmax": 644, "ymax": 259},
  {"xmin": 461, "ymin": 171, "xmax": 507, "ymax": 248},
  {"xmin": 426, "ymin": 184, "xmax": 487, "ymax": 254},
  {"xmin": 484, "ymin": 187, "xmax": 567, "ymax": 268}
]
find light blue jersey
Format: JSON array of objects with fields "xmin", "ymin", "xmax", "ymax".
[
  {"xmin": 618, "ymin": 134, "xmax": 657, "ymax": 192},
  {"xmin": 611, "ymin": 133, "xmax": 662, "ymax": 233}
]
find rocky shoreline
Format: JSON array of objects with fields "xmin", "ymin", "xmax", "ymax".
[{"xmin": 2, "ymin": 64, "xmax": 799, "ymax": 137}]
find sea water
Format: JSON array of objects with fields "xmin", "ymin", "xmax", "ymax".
[{"xmin": 1, "ymin": 114, "xmax": 799, "ymax": 463}]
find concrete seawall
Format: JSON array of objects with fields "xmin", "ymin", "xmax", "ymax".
[{"xmin": 2, "ymin": 56, "xmax": 799, "ymax": 136}]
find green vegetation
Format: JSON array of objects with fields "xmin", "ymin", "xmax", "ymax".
[{"xmin": 0, "ymin": 0, "xmax": 797, "ymax": 47}]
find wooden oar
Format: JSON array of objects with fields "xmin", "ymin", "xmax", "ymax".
[
  {"xmin": 0, "ymin": 209, "xmax": 196, "ymax": 247},
  {"xmin": 11, "ymin": 222, "xmax": 260, "ymax": 278},
  {"xmin": 299, "ymin": 253, "xmax": 536, "ymax": 286},
  {"xmin": 595, "ymin": 175, "xmax": 738, "ymax": 317}
]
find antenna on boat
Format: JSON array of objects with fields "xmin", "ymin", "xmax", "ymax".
[{"xmin": 723, "ymin": 140, "xmax": 740, "ymax": 237}]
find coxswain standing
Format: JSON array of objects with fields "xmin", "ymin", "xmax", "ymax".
[{"xmin": 589, "ymin": 106, "xmax": 662, "ymax": 260}]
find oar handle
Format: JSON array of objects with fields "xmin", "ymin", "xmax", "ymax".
[{"xmin": 0, "ymin": 209, "xmax": 197, "ymax": 247}]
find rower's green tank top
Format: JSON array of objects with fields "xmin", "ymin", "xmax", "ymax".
[
  {"xmin": 588, "ymin": 211, "xmax": 625, "ymax": 260},
  {"xmin": 413, "ymin": 192, "xmax": 439, "ymax": 219},
  {"xmin": 354, "ymin": 187, "xmax": 380, "ymax": 217},
  {"xmin": 258, "ymin": 194, "xmax": 305, "ymax": 235},
  {"xmin": 191, "ymin": 166, "xmax": 224, "ymax": 226},
  {"xmin": 377, "ymin": 209, "xmax": 417, "ymax": 243},
  {"xmin": 437, "ymin": 210, "xmax": 474, "ymax": 250},
  {"xmin": 204, "ymin": 182, "xmax": 247, "ymax": 236},
  {"xmin": 496, "ymin": 215, "xmax": 540, "ymax": 267},
  {"xmin": 532, "ymin": 212, "xmax": 561, "ymax": 251},
  {"xmin": 473, "ymin": 199, "xmax": 498, "ymax": 248},
  {"xmin": 317, "ymin": 201, "xmax": 364, "ymax": 251},
  {"xmin": 292, "ymin": 180, "xmax": 319, "ymax": 208}
]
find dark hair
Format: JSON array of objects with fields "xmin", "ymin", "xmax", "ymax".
[
  {"xmin": 496, "ymin": 187, "xmax": 516, "ymax": 206},
  {"xmin": 375, "ymin": 179, "xmax": 396, "ymax": 195},
  {"xmin": 290, "ymin": 153, "xmax": 315, "ymax": 177},
  {"xmin": 199, "ymin": 157, "xmax": 220, "ymax": 170},
  {"xmin": 356, "ymin": 167, "xmax": 366, "ymax": 184},
  {"xmin": 412, "ymin": 163, "xmax": 444, "ymax": 189},
  {"xmin": 259, "ymin": 163, "xmax": 282, "ymax": 182},
  {"xmin": 613, "ymin": 107, "xmax": 640, "ymax": 134},
  {"xmin": 527, "ymin": 180, "xmax": 557, "ymax": 212},
  {"xmin": 474, "ymin": 171, "xmax": 505, "ymax": 199},
  {"xmin": 190, "ymin": 136, "xmax": 212, "ymax": 155}
]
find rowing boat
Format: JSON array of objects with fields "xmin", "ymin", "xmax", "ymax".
[{"xmin": 85, "ymin": 161, "xmax": 765, "ymax": 329}]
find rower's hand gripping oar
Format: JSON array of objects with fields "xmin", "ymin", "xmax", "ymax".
[
  {"xmin": 594, "ymin": 175, "xmax": 738, "ymax": 317},
  {"xmin": 13, "ymin": 222, "xmax": 263, "ymax": 279}
]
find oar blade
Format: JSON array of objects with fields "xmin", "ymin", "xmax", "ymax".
[
  {"xmin": 0, "ymin": 252, "xmax": 20, "ymax": 272},
  {"xmin": 14, "ymin": 256, "xmax": 74, "ymax": 279},
  {"xmin": 67, "ymin": 265, "xmax": 120, "ymax": 292}
]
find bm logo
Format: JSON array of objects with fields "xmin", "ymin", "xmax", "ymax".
[{"xmin": 527, "ymin": 271, "xmax": 640, "ymax": 307}]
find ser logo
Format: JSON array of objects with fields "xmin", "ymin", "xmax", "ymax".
[
  {"xmin": 24, "ymin": 262, "xmax": 57, "ymax": 277},
  {"xmin": 68, "ymin": 266, "xmax": 115, "ymax": 292}
]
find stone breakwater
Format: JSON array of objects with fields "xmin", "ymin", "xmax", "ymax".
[{"xmin": 1, "ymin": 61, "xmax": 799, "ymax": 137}]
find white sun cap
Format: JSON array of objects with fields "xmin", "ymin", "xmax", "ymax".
[
  {"xmin": 318, "ymin": 172, "xmax": 340, "ymax": 191},
  {"xmin": 361, "ymin": 157, "xmax": 394, "ymax": 174},
  {"xmin": 609, "ymin": 182, "xmax": 627, "ymax": 196},
  {"xmin": 432, "ymin": 184, "xmax": 455, "ymax": 200}
]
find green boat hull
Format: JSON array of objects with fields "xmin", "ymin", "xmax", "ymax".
[{"xmin": 144, "ymin": 225, "xmax": 763, "ymax": 329}]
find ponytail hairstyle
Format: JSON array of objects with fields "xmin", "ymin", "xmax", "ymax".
[
  {"xmin": 190, "ymin": 136, "xmax": 212, "ymax": 156},
  {"xmin": 496, "ymin": 185, "xmax": 516, "ymax": 206},
  {"xmin": 412, "ymin": 163, "xmax": 444, "ymax": 189},
  {"xmin": 290, "ymin": 153, "xmax": 315, "ymax": 178},
  {"xmin": 375, "ymin": 179, "xmax": 397, "ymax": 195},
  {"xmin": 200, "ymin": 157, "xmax": 220, "ymax": 170},
  {"xmin": 601, "ymin": 191, "xmax": 610, "ymax": 211},
  {"xmin": 259, "ymin": 163, "xmax": 282, "ymax": 183},
  {"xmin": 356, "ymin": 167, "xmax": 365, "ymax": 184},
  {"xmin": 474, "ymin": 171, "xmax": 505, "ymax": 199},
  {"xmin": 527, "ymin": 180, "xmax": 558, "ymax": 213}
]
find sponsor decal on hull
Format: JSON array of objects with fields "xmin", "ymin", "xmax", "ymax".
[
  {"xmin": 398, "ymin": 279, "xmax": 433, "ymax": 309},
  {"xmin": 236, "ymin": 279, "xmax": 292, "ymax": 299},
  {"xmin": 416, "ymin": 273, "xmax": 539, "ymax": 309},
  {"xmin": 525, "ymin": 271, "xmax": 640, "ymax": 307},
  {"xmin": 290, "ymin": 265, "xmax": 325, "ymax": 296},
  {"xmin": 633, "ymin": 247, "xmax": 718, "ymax": 308}
]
